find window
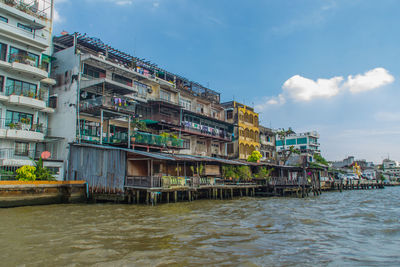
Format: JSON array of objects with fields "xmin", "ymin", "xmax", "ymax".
[
  {"xmin": 83, "ymin": 64, "xmax": 106, "ymax": 78},
  {"xmin": 112, "ymin": 73, "xmax": 132, "ymax": 86},
  {"xmin": 196, "ymin": 103, "xmax": 204, "ymax": 114},
  {"xmin": 160, "ymin": 90, "xmax": 171, "ymax": 102},
  {"xmin": 183, "ymin": 139, "xmax": 190, "ymax": 149},
  {"xmin": 17, "ymin": 23, "xmax": 32, "ymax": 32},
  {"xmin": 5, "ymin": 78, "xmax": 37, "ymax": 97},
  {"xmin": 226, "ymin": 110, "xmax": 233, "ymax": 120},
  {"xmin": 227, "ymin": 143, "xmax": 234, "ymax": 154},
  {"xmin": 286, "ymin": 139, "xmax": 296, "ymax": 145},
  {"xmin": 6, "ymin": 110, "xmax": 33, "ymax": 126},
  {"xmin": 15, "ymin": 142, "xmax": 29, "ymax": 156},
  {"xmin": 179, "ymin": 97, "xmax": 192, "ymax": 110},
  {"xmin": 0, "ymin": 16, "xmax": 8, "ymax": 23},
  {"xmin": 0, "ymin": 42, "xmax": 7, "ymax": 61},
  {"xmin": 9, "ymin": 47, "xmax": 39, "ymax": 67},
  {"xmin": 0, "ymin": 76, "xmax": 3, "ymax": 92},
  {"xmin": 47, "ymin": 167, "xmax": 60, "ymax": 175},
  {"xmin": 134, "ymin": 81, "xmax": 149, "ymax": 97},
  {"xmin": 297, "ymin": 137, "xmax": 307, "ymax": 144},
  {"xmin": 197, "ymin": 140, "xmax": 206, "ymax": 146},
  {"xmin": 211, "ymin": 109, "xmax": 219, "ymax": 119}
]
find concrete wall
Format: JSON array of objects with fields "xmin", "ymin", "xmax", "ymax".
[
  {"xmin": 48, "ymin": 47, "xmax": 80, "ymax": 179},
  {"xmin": 0, "ymin": 181, "xmax": 86, "ymax": 208}
]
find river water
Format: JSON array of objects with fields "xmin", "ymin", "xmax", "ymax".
[{"xmin": 1, "ymin": 187, "xmax": 399, "ymax": 267}]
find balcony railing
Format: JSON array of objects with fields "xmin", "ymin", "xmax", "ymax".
[
  {"xmin": 181, "ymin": 121, "xmax": 232, "ymax": 141},
  {"xmin": 5, "ymin": 85, "xmax": 48, "ymax": 102},
  {"xmin": 79, "ymin": 95, "xmax": 136, "ymax": 113},
  {"xmin": 0, "ymin": 0, "xmax": 51, "ymax": 21},
  {"xmin": 0, "ymin": 118, "xmax": 47, "ymax": 134},
  {"xmin": 8, "ymin": 52, "xmax": 39, "ymax": 67},
  {"xmin": 79, "ymin": 130, "xmax": 183, "ymax": 148},
  {"xmin": 132, "ymin": 132, "xmax": 183, "ymax": 148},
  {"xmin": 0, "ymin": 148, "xmax": 35, "ymax": 160}
]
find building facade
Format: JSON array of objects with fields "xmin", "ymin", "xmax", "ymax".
[
  {"xmin": 0, "ymin": 1, "xmax": 63, "ymax": 179},
  {"xmin": 221, "ymin": 101, "xmax": 260, "ymax": 160},
  {"xmin": 259, "ymin": 125, "xmax": 275, "ymax": 161},
  {"xmin": 276, "ymin": 131, "xmax": 320, "ymax": 163},
  {"xmin": 49, "ymin": 33, "xmax": 235, "ymax": 179}
]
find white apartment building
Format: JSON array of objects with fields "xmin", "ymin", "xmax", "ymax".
[
  {"xmin": 276, "ymin": 131, "xmax": 320, "ymax": 160},
  {"xmin": 0, "ymin": 1, "xmax": 62, "ymax": 179}
]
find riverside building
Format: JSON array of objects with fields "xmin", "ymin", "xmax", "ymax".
[
  {"xmin": 221, "ymin": 101, "xmax": 260, "ymax": 160},
  {"xmin": 276, "ymin": 131, "xmax": 320, "ymax": 162},
  {"xmin": 50, "ymin": 32, "xmax": 235, "ymax": 178},
  {"xmin": 0, "ymin": 0, "xmax": 63, "ymax": 179}
]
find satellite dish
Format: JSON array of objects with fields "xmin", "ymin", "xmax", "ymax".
[{"xmin": 41, "ymin": 151, "xmax": 51, "ymax": 160}]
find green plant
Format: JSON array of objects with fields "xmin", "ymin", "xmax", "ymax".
[
  {"xmin": 253, "ymin": 167, "xmax": 274, "ymax": 181},
  {"xmin": 247, "ymin": 150, "xmax": 263, "ymax": 162},
  {"xmin": 236, "ymin": 166, "xmax": 252, "ymax": 182},
  {"xmin": 16, "ymin": 165, "xmax": 36, "ymax": 181},
  {"xmin": 222, "ymin": 165, "xmax": 237, "ymax": 180},
  {"xmin": 314, "ymin": 153, "xmax": 329, "ymax": 166},
  {"xmin": 34, "ymin": 158, "xmax": 55, "ymax": 181},
  {"xmin": 9, "ymin": 123, "xmax": 16, "ymax": 129}
]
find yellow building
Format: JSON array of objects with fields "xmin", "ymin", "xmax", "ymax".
[{"xmin": 221, "ymin": 101, "xmax": 260, "ymax": 160}]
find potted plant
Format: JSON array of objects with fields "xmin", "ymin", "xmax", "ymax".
[
  {"xmin": 4, "ymin": 0, "xmax": 16, "ymax": 6},
  {"xmin": 28, "ymin": 91, "xmax": 35, "ymax": 98},
  {"xmin": 8, "ymin": 123, "xmax": 15, "ymax": 129}
]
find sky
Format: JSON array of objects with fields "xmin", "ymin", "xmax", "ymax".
[{"xmin": 53, "ymin": 0, "xmax": 400, "ymax": 163}]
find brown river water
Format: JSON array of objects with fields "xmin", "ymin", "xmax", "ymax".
[{"xmin": 1, "ymin": 187, "xmax": 399, "ymax": 267}]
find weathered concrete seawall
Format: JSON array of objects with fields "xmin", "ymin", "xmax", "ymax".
[{"xmin": 0, "ymin": 181, "xmax": 87, "ymax": 208}]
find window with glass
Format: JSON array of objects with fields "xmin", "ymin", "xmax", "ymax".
[
  {"xmin": 83, "ymin": 64, "xmax": 105, "ymax": 78},
  {"xmin": 5, "ymin": 78, "xmax": 37, "ymax": 97},
  {"xmin": 0, "ymin": 42, "xmax": 7, "ymax": 61},
  {"xmin": 0, "ymin": 16, "xmax": 8, "ymax": 23},
  {"xmin": 5, "ymin": 110, "xmax": 33, "ymax": 126},
  {"xmin": 179, "ymin": 97, "xmax": 191, "ymax": 110},
  {"xmin": 134, "ymin": 81, "xmax": 149, "ymax": 97},
  {"xmin": 160, "ymin": 90, "xmax": 171, "ymax": 102},
  {"xmin": 9, "ymin": 47, "xmax": 39, "ymax": 67},
  {"xmin": 196, "ymin": 104, "xmax": 204, "ymax": 114},
  {"xmin": 15, "ymin": 142, "xmax": 29, "ymax": 156},
  {"xmin": 183, "ymin": 139, "xmax": 190, "ymax": 149},
  {"xmin": 17, "ymin": 23, "xmax": 32, "ymax": 32},
  {"xmin": 0, "ymin": 76, "xmax": 4, "ymax": 93}
]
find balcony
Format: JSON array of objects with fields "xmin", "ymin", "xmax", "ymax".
[
  {"xmin": 0, "ymin": 18, "xmax": 48, "ymax": 50},
  {"xmin": 179, "ymin": 121, "xmax": 232, "ymax": 142},
  {"xmin": 4, "ymin": 53, "xmax": 49, "ymax": 79},
  {"xmin": 0, "ymin": 119, "xmax": 46, "ymax": 141},
  {"xmin": 132, "ymin": 132, "xmax": 183, "ymax": 149},
  {"xmin": 79, "ymin": 130, "xmax": 183, "ymax": 149},
  {"xmin": 79, "ymin": 95, "xmax": 136, "ymax": 115},
  {"xmin": 0, "ymin": 148, "xmax": 35, "ymax": 167},
  {"xmin": 1, "ymin": 85, "xmax": 52, "ymax": 111}
]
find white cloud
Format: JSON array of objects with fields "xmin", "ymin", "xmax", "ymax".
[
  {"xmin": 114, "ymin": 0, "xmax": 132, "ymax": 5},
  {"xmin": 255, "ymin": 94, "xmax": 286, "ymax": 112},
  {"xmin": 374, "ymin": 111, "xmax": 400, "ymax": 122},
  {"xmin": 256, "ymin": 67, "xmax": 395, "ymax": 109},
  {"xmin": 344, "ymin": 67, "xmax": 395, "ymax": 94},
  {"xmin": 53, "ymin": 8, "xmax": 63, "ymax": 23},
  {"xmin": 153, "ymin": 2, "xmax": 160, "ymax": 8},
  {"xmin": 282, "ymin": 75, "xmax": 343, "ymax": 101}
]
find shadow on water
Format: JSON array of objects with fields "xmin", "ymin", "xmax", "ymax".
[{"xmin": 0, "ymin": 187, "xmax": 400, "ymax": 266}]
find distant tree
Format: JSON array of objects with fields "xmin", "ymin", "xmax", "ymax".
[{"xmin": 314, "ymin": 154, "xmax": 329, "ymax": 166}]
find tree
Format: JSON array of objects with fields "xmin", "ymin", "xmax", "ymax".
[
  {"xmin": 276, "ymin": 128, "xmax": 299, "ymax": 165},
  {"xmin": 313, "ymin": 153, "xmax": 329, "ymax": 166},
  {"xmin": 247, "ymin": 150, "xmax": 262, "ymax": 162}
]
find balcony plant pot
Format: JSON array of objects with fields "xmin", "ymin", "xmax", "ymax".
[{"xmin": 130, "ymin": 137, "xmax": 136, "ymax": 143}]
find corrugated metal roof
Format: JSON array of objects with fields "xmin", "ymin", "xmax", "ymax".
[{"xmin": 70, "ymin": 143, "xmax": 300, "ymax": 169}]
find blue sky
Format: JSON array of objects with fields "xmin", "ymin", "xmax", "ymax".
[{"xmin": 53, "ymin": 0, "xmax": 400, "ymax": 163}]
